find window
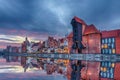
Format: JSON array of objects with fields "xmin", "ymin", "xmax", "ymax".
[
  {"xmin": 112, "ymin": 49, "xmax": 115, "ymax": 54},
  {"xmin": 103, "ymin": 67, "xmax": 107, "ymax": 72},
  {"xmin": 105, "ymin": 62, "xmax": 108, "ymax": 67},
  {"xmin": 112, "ymin": 38, "xmax": 115, "ymax": 43},
  {"xmin": 102, "ymin": 39, "xmax": 105, "ymax": 44},
  {"xmin": 109, "ymin": 49, "xmax": 112, "ymax": 54},
  {"xmin": 105, "ymin": 49, "xmax": 108, "ymax": 53},
  {"xmin": 108, "ymin": 44, "xmax": 111, "ymax": 48},
  {"xmin": 100, "ymin": 72, "xmax": 103, "ymax": 76},
  {"xmin": 101, "ymin": 67, "xmax": 103, "ymax": 71},
  {"xmin": 108, "ymin": 62, "xmax": 111, "ymax": 67},
  {"xmin": 101, "ymin": 45, "xmax": 104, "ymax": 48},
  {"xmin": 100, "ymin": 62, "xmax": 115, "ymax": 78},
  {"xmin": 110, "ymin": 73, "xmax": 114, "ymax": 78},
  {"xmin": 101, "ymin": 62, "xmax": 104, "ymax": 66},
  {"xmin": 111, "ymin": 43, "xmax": 115, "ymax": 48},
  {"xmin": 109, "ymin": 38, "xmax": 111, "ymax": 43},
  {"xmin": 104, "ymin": 72, "xmax": 106, "ymax": 77},
  {"xmin": 102, "ymin": 49, "xmax": 105, "ymax": 54},
  {"xmin": 104, "ymin": 44, "xmax": 108, "ymax": 48},
  {"xmin": 111, "ymin": 63, "xmax": 115, "ymax": 68},
  {"xmin": 104, "ymin": 49, "xmax": 106, "ymax": 53},
  {"xmin": 105, "ymin": 38, "xmax": 107, "ymax": 43},
  {"xmin": 110, "ymin": 68, "xmax": 113, "ymax": 73},
  {"xmin": 107, "ymin": 73, "xmax": 110, "ymax": 78}
]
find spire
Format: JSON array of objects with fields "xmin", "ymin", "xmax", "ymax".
[
  {"xmin": 25, "ymin": 37, "xmax": 28, "ymax": 41},
  {"xmin": 24, "ymin": 37, "xmax": 30, "ymax": 46}
]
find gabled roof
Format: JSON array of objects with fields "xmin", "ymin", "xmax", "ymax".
[
  {"xmin": 67, "ymin": 24, "xmax": 100, "ymax": 38},
  {"xmin": 83, "ymin": 24, "xmax": 100, "ymax": 35},
  {"xmin": 67, "ymin": 32, "xmax": 73, "ymax": 38},
  {"xmin": 72, "ymin": 16, "xmax": 86, "ymax": 25}
]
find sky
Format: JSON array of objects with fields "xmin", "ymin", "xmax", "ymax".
[{"xmin": 0, "ymin": 0, "xmax": 120, "ymax": 49}]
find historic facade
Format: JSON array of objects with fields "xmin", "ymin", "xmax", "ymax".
[
  {"xmin": 67, "ymin": 17, "xmax": 120, "ymax": 80},
  {"xmin": 67, "ymin": 17, "xmax": 101, "ymax": 80}
]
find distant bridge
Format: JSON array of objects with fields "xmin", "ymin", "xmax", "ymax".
[{"xmin": 2, "ymin": 52, "xmax": 120, "ymax": 62}]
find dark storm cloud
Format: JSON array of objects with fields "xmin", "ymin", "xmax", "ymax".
[
  {"xmin": 0, "ymin": 0, "xmax": 120, "ymax": 37},
  {"xmin": 68, "ymin": 0, "xmax": 120, "ymax": 30}
]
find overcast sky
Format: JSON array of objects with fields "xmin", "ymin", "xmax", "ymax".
[{"xmin": 0, "ymin": 0, "xmax": 120, "ymax": 48}]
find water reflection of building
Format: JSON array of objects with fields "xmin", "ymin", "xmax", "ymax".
[
  {"xmin": 21, "ymin": 37, "xmax": 30, "ymax": 67},
  {"xmin": 31, "ymin": 41, "xmax": 43, "ymax": 53},
  {"xmin": 6, "ymin": 46, "xmax": 21, "ymax": 62}
]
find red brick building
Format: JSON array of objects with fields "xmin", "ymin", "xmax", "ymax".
[
  {"xmin": 67, "ymin": 17, "xmax": 101, "ymax": 80},
  {"xmin": 100, "ymin": 30, "xmax": 120, "ymax": 80},
  {"xmin": 67, "ymin": 16, "xmax": 120, "ymax": 80}
]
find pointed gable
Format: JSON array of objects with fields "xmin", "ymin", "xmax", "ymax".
[
  {"xmin": 73, "ymin": 16, "xmax": 86, "ymax": 25},
  {"xmin": 83, "ymin": 24, "xmax": 100, "ymax": 35},
  {"xmin": 67, "ymin": 32, "xmax": 73, "ymax": 38}
]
